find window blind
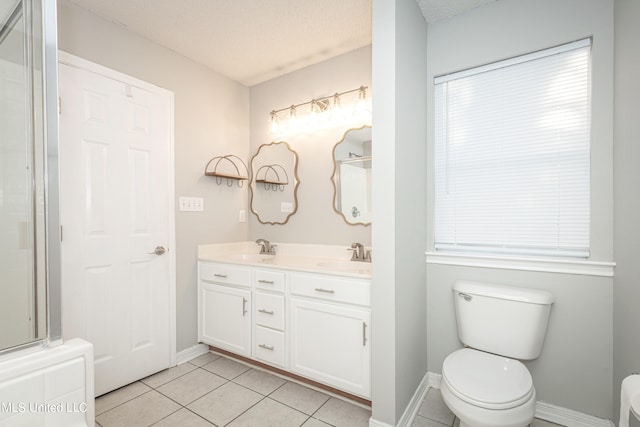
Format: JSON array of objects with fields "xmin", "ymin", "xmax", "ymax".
[{"xmin": 434, "ymin": 39, "xmax": 591, "ymax": 258}]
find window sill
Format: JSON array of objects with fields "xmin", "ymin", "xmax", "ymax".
[{"xmin": 425, "ymin": 251, "xmax": 615, "ymax": 277}]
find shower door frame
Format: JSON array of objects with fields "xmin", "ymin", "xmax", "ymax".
[{"xmin": 0, "ymin": 0, "xmax": 61, "ymax": 356}]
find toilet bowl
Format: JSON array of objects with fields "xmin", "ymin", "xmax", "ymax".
[
  {"xmin": 441, "ymin": 348, "xmax": 536, "ymax": 427},
  {"xmin": 440, "ymin": 281, "xmax": 554, "ymax": 427}
]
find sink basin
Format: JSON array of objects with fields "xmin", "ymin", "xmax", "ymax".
[
  {"xmin": 316, "ymin": 260, "xmax": 372, "ymax": 274},
  {"xmin": 227, "ymin": 253, "xmax": 275, "ymax": 262}
]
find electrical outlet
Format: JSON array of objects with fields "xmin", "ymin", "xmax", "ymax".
[
  {"xmin": 280, "ymin": 202, "xmax": 294, "ymax": 213},
  {"xmin": 239, "ymin": 210, "xmax": 246, "ymax": 223},
  {"xmin": 179, "ymin": 197, "xmax": 204, "ymax": 212}
]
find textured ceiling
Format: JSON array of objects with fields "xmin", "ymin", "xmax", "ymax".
[
  {"xmin": 417, "ymin": 0, "xmax": 498, "ymax": 23},
  {"xmin": 59, "ymin": 0, "xmax": 498, "ymax": 87},
  {"xmin": 61, "ymin": 0, "xmax": 372, "ymax": 86}
]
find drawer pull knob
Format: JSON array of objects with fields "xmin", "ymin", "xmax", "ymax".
[
  {"xmin": 214, "ymin": 273, "xmax": 228, "ymax": 278},
  {"xmin": 258, "ymin": 309, "xmax": 274, "ymax": 315},
  {"xmin": 258, "ymin": 344, "xmax": 274, "ymax": 351},
  {"xmin": 258, "ymin": 279, "xmax": 274, "ymax": 284},
  {"xmin": 314, "ymin": 288, "xmax": 335, "ymax": 294}
]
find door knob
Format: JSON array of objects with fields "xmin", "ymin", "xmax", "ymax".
[{"xmin": 148, "ymin": 246, "xmax": 166, "ymax": 256}]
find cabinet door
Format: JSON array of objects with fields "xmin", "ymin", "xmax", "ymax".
[
  {"xmin": 199, "ymin": 283, "xmax": 251, "ymax": 357},
  {"xmin": 289, "ymin": 298, "xmax": 370, "ymax": 398}
]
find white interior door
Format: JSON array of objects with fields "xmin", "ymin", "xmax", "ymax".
[{"xmin": 58, "ymin": 53, "xmax": 175, "ymax": 396}]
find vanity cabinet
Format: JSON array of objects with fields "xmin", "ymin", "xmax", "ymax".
[
  {"xmin": 253, "ymin": 269, "xmax": 286, "ymax": 368},
  {"xmin": 198, "ymin": 263, "xmax": 252, "ymax": 357},
  {"xmin": 197, "ymin": 260, "xmax": 371, "ymax": 398},
  {"xmin": 289, "ymin": 272, "xmax": 371, "ymax": 397}
]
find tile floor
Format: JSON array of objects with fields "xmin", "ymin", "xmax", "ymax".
[{"xmin": 94, "ymin": 352, "xmax": 566, "ymax": 427}]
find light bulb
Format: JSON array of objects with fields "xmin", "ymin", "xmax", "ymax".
[
  {"xmin": 270, "ymin": 111, "xmax": 280, "ymax": 134},
  {"xmin": 308, "ymin": 100, "xmax": 319, "ymax": 130},
  {"xmin": 330, "ymin": 94, "xmax": 343, "ymax": 121},
  {"xmin": 355, "ymin": 86, "xmax": 370, "ymax": 116},
  {"xmin": 288, "ymin": 106, "xmax": 298, "ymax": 130}
]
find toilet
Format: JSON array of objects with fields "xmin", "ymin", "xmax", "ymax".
[{"xmin": 441, "ymin": 281, "xmax": 554, "ymax": 427}]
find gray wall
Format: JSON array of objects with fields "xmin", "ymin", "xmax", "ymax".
[
  {"xmin": 613, "ymin": 0, "xmax": 640, "ymax": 425},
  {"xmin": 425, "ymin": 0, "xmax": 614, "ymax": 420},
  {"xmin": 370, "ymin": 0, "xmax": 428, "ymax": 424},
  {"xmin": 248, "ymin": 46, "xmax": 372, "ymax": 246},
  {"xmin": 57, "ymin": 3, "xmax": 250, "ymax": 353}
]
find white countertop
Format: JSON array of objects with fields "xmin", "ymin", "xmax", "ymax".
[{"xmin": 198, "ymin": 242, "xmax": 372, "ymax": 279}]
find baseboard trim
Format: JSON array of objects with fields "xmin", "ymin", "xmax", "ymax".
[
  {"xmin": 369, "ymin": 372, "xmax": 431, "ymax": 427},
  {"xmin": 398, "ymin": 373, "xmax": 430, "ymax": 427},
  {"xmin": 369, "ymin": 419, "xmax": 394, "ymax": 427},
  {"xmin": 427, "ymin": 372, "xmax": 442, "ymax": 389},
  {"xmin": 175, "ymin": 343, "xmax": 209, "ymax": 365},
  {"xmin": 426, "ymin": 371, "xmax": 614, "ymax": 427},
  {"xmin": 535, "ymin": 401, "xmax": 614, "ymax": 427}
]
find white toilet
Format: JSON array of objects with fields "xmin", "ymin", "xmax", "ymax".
[{"xmin": 441, "ymin": 281, "xmax": 554, "ymax": 427}]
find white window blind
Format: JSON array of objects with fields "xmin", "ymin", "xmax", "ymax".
[{"xmin": 434, "ymin": 39, "xmax": 591, "ymax": 258}]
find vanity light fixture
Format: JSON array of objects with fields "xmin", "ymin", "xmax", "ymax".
[{"xmin": 269, "ymin": 85, "xmax": 371, "ymax": 135}]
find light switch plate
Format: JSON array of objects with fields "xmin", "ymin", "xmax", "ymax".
[
  {"xmin": 179, "ymin": 197, "xmax": 204, "ymax": 212},
  {"xmin": 239, "ymin": 210, "xmax": 246, "ymax": 222}
]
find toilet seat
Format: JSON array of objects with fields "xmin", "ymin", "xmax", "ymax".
[{"xmin": 442, "ymin": 348, "xmax": 534, "ymax": 410}]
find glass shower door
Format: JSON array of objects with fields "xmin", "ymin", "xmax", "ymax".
[{"xmin": 0, "ymin": 0, "xmax": 46, "ymax": 351}]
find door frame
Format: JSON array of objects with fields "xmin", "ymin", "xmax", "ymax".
[{"xmin": 57, "ymin": 50, "xmax": 177, "ymax": 367}]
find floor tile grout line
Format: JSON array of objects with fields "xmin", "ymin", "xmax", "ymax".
[
  {"xmin": 264, "ymin": 378, "xmax": 290, "ymax": 397},
  {"xmin": 183, "ymin": 406, "xmax": 218, "ymax": 427},
  {"xmin": 263, "ymin": 378, "xmax": 336, "ymax": 419},
  {"xmin": 95, "ymin": 367, "xmax": 218, "ymax": 424},
  {"xmin": 267, "ymin": 390, "xmax": 331, "ymax": 417},
  {"xmin": 95, "ymin": 387, "xmax": 155, "ymax": 419},
  {"xmin": 141, "ymin": 363, "xmax": 200, "ymax": 389},
  {"xmin": 224, "ymin": 375, "xmax": 333, "ymax": 420},
  {"xmin": 153, "ymin": 374, "xmax": 231, "ymax": 409},
  {"xmin": 220, "ymin": 393, "xmax": 268, "ymax": 427},
  {"xmin": 308, "ymin": 395, "xmax": 334, "ymax": 422},
  {"xmin": 208, "ymin": 355, "xmax": 371, "ymax": 411},
  {"xmin": 221, "ymin": 393, "xmax": 312, "ymax": 427},
  {"xmin": 96, "ymin": 355, "xmax": 368, "ymax": 427},
  {"xmin": 147, "ymin": 402, "xmax": 185, "ymax": 426}
]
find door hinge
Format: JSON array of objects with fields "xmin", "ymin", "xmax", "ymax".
[{"xmin": 60, "ymin": 225, "xmax": 63, "ymax": 242}]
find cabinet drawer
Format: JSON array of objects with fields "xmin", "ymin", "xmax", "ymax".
[
  {"xmin": 254, "ymin": 292, "xmax": 285, "ymax": 330},
  {"xmin": 199, "ymin": 262, "xmax": 251, "ymax": 287},
  {"xmin": 254, "ymin": 326, "xmax": 285, "ymax": 367},
  {"xmin": 254, "ymin": 269, "xmax": 285, "ymax": 292},
  {"xmin": 290, "ymin": 273, "xmax": 371, "ymax": 306}
]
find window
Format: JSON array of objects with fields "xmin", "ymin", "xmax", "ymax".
[{"xmin": 434, "ymin": 39, "xmax": 591, "ymax": 258}]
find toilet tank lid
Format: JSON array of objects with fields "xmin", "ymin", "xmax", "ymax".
[{"xmin": 453, "ymin": 281, "xmax": 554, "ymax": 305}]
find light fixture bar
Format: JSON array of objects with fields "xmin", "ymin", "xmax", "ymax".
[{"xmin": 270, "ymin": 86, "xmax": 368, "ymax": 116}]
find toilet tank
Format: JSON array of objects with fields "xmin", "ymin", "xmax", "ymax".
[{"xmin": 453, "ymin": 281, "xmax": 554, "ymax": 360}]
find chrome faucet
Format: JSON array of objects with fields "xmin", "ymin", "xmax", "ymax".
[
  {"xmin": 255, "ymin": 239, "xmax": 276, "ymax": 255},
  {"xmin": 349, "ymin": 242, "xmax": 371, "ymax": 262}
]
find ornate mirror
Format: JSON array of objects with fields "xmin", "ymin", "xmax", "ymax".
[
  {"xmin": 331, "ymin": 126, "xmax": 372, "ymax": 226},
  {"xmin": 250, "ymin": 142, "xmax": 300, "ymax": 225}
]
